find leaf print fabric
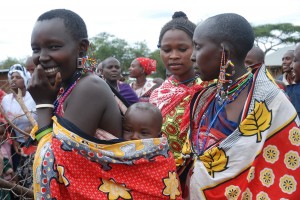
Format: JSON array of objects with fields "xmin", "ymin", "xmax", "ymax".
[{"xmin": 186, "ymin": 65, "xmax": 300, "ymax": 199}]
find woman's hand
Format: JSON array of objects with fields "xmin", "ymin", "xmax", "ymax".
[{"xmin": 28, "ymin": 65, "xmax": 61, "ymax": 104}]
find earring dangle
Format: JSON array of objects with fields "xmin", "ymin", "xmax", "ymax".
[
  {"xmin": 77, "ymin": 57, "xmax": 83, "ymax": 69},
  {"xmin": 216, "ymin": 47, "xmax": 235, "ymax": 100}
]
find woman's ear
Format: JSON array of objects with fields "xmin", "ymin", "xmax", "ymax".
[
  {"xmin": 79, "ymin": 39, "xmax": 89, "ymax": 55},
  {"xmin": 220, "ymin": 42, "xmax": 232, "ymax": 60}
]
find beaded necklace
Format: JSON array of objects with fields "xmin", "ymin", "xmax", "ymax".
[
  {"xmin": 172, "ymin": 75, "xmax": 198, "ymax": 86},
  {"xmin": 53, "ymin": 71, "xmax": 82, "ymax": 115},
  {"xmin": 195, "ymin": 72, "xmax": 253, "ymax": 156}
]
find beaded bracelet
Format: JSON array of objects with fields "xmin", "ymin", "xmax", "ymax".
[
  {"xmin": 35, "ymin": 123, "xmax": 53, "ymax": 135},
  {"xmin": 36, "ymin": 128, "xmax": 53, "ymax": 141},
  {"xmin": 36, "ymin": 104, "xmax": 54, "ymax": 109}
]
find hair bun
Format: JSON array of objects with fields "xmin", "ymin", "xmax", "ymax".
[{"xmin": 172, "ymin": 11, "xmax": 188, "ymax": 20}]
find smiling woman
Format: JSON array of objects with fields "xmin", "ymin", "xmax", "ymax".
[{"xmin": 27, "ymin": 8, "xmax": 181, "ymax": 200}]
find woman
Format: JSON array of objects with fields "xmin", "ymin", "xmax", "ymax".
[
  {"xmin": 186, "ymin": 13, "xmax": 300, "ymax": 199},
  {"xmin": 129, "ymin": 57, "xmax": 157, "ymax": 102},
  {"xmin": 149, "ymin": 11, "xmax": 206, "ymax": 164},
  {"xmin": 1, "ymin": 64, "xmax": 36, "ymax": 188},
  {"xmin": 28, "ymin": 9, "xmax": 181, "ymax": 199}
]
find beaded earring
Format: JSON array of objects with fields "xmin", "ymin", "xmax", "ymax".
[{"xmin": 216, "ymin": 46, "xmax": 235, "ymax": 99}]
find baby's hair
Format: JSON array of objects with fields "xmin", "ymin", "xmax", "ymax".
[
  {"xmin": 158, "ymin": 11, "xmax": 196, "ymax": 48},
  {"xmin": 37, "ymin": 9, "xmax": 88, "ymax": 41},
  {"xmin": 125, "ymin": 102, "xmax": 162, "ymax": 123}
]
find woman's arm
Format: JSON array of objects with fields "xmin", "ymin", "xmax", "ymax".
[{"xmin": 62, "ymin": 75, "xmax": 122, "ymax": 138}]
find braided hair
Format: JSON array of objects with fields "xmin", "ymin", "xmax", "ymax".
[{"xmin": 158, "ymin": 11, "xmax": 196, "ymax": 48}]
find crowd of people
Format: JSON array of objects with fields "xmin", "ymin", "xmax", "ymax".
[{"xmin": 0, "ymin": 8, "xmax": 299, "ymax": 200}]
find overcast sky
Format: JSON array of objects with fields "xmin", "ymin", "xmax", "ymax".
[{"xmin": 1, "ymin": 0, "xmax": 300, "ymax": 61}]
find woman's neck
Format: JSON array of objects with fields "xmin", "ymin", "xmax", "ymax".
[
  {"xmin": 135, "ymin": 76, "xmax": 147, "ymax": 86},
  {"xmin": 62, "ymin": 70, "xmax": 82, "ymax": 89},
  {"xmin": 173, "ymin": 68, "xmax": 195, "ymax": 84},
  {"xmin": 12, "ymin": 88, "xmax": 26, "ymax": 97}
]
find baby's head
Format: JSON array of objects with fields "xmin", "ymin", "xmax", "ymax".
[{"xmin": 123, "ymin": 102, "xmax": 162, "ymax": 140}]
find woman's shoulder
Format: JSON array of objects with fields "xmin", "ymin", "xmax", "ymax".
[
  {"xmin": 77, "ymin": 74, "xmax": 110, "ymax": 92},
  {"xmin": 72, "ymin": 74, "xmax": 114, "ymax": 103}
]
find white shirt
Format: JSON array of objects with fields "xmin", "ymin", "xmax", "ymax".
[{"xmin": 1, "ymin": 92, "xmax": 37, "ymax": 143}]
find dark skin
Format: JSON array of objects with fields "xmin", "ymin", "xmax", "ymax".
[
  {"xmin": 294, "ymin": 45, "xmax": 300, "ymax": 83},
  {"xmin": 29, "ymin": 18, "xmax": 122, "ymax": 138},
  {"xmin": 160, "ymin": 29, "xmax": 195, "ymax": 83},
  {"xmin": 123, "ymin": 108, "xmax": 162, "ymax": 140},
  {"xmin": 191, "ymin": 25, "xmax": 250, "ymax": 124},
  {"xmin": 102, "ymin": 57, "xmax": 122, "ymax": 89},
  {"xmin": 129, "ymin": 59, "xmax": 147, "ymax": 90}
]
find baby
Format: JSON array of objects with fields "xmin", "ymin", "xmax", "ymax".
[{"xmin": 123, "ymin": 102, "xmax": 162, "ymax": 140}]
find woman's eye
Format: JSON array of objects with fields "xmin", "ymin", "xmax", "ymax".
[
  {"xmin": 194, "ymin": 44, "xmax": 201, "ymax": 50},
  {"xmin": 161, "ymin": 48, "xmax": 171, "ymax": 53},
  {"xmin": 32, "ymin": 48, "xmax": 40, "ymax": 53},
  {"xmin": 179, "ymin": 48, "xmax": 187, "ymax": 52},
  {"xmin": 49, "ymin": 45, "xmax": 61, "ymax": 50}
]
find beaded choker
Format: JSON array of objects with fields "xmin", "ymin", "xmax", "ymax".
[{"xmin": 172, "ymin": 75, "xmax": 198, "ymax": 86}]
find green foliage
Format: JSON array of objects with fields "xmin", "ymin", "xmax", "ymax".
[
  {"xmin": 149, "ymin": 49, "xmax": 165, "ymax": 79},
  {"xmin": 89, "ymin": 32, "xmax": 151, "ymax": 72},
  {"xmin": 253, "ymin": 23, "xmax": 300, "ymax": 54},
  {"xmin": 0, "ymin": 57, "xmax": 25, "ymax": 69}
]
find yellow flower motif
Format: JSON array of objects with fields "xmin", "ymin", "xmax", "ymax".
[
  {"xmin": 57, "ymin": 165, "xmax": 70, "ymax": 186},
  {"xmin": 279, "ymin": 175, "xmax": 297, "ymax": 194},
  {"xmin": 256, "ymin": 191, "xmax": 270, "ymax": 200},
  {"xmin": 289, "ymin": 127, "xmax": 300, "ymax": 146},
  {"xmin": 241, "ymin": 188, "xmax": 252, "ymax": 200},
  {"xmin": 162, "ymin": 171, "xmax": 181, "ymax": 199},
  {"xmin": 263, "ymin": 145, "xmax": 280, "ymax": 164},
  {"xmin": 284, "ymin": 150, "xmax": 300, "ymax": 170},
  {"xmin": 247, "ymin": 166, "xmax": 255, "ymax": 183},
  {"xmin": 225, "ymin": 185, "xmax": 241, "ymax": 200},
  {"xmin": 98, "ymin": 178, "xmax": 132, "ymax": 200},
  {"xmin": 259, "ymin": 168, "xmax": 275, "ymax": 187}
]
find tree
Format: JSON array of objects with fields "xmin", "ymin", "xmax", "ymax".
[
  {"xmin": 0, "ymin": 57, "xmax": 26, "ymax": 69},
  {"xmin": 149, "ymin": 49, "xmax": 165, "ymax": 79},
  {"xmin": 89, "ymin": 32, "xmax": 150, "ymax": 72},
  {"xmin": 253, "ymin": 23, "xmax": 300, "ymax": 55}
]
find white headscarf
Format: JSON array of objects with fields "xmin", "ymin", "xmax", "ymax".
[{"xmin": 8, "ymin": 64, "xmax": 31, "ymax": 88}]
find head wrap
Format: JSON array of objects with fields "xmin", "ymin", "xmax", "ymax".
[
  {"xmin": 158, "ymin": 11, "xmax": 196, "ymax": 48},
  {"xmin": 136, "ymin": 57, "xmax": 157, "ymax": 75},
  {"xmin": 8, "ymin": 64, "xmax": 31, "ymax": 88}
]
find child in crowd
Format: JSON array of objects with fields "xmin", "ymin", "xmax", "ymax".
[{"xmin": 123, "ymin": 102, "xmax": 162, "ymax": 140}]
